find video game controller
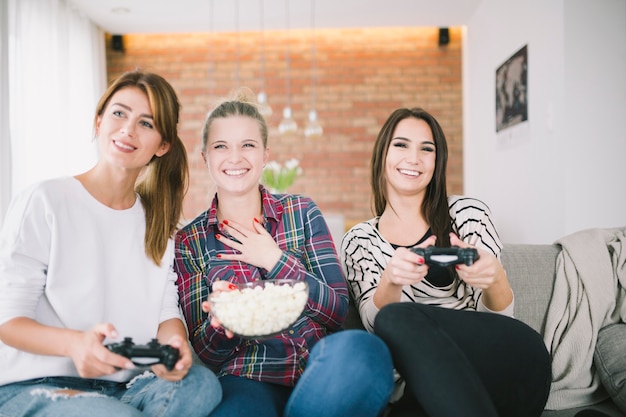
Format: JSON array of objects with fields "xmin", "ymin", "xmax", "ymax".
[
  {"xmin": 105, "ymin": 337, "xmax": 179, "ymax": 371},
  {"xmin": 410, "ymin": 246, "xmax": 479, "ymax": 267}
]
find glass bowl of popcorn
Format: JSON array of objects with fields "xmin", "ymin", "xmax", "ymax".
[{"xmin": 208, "ymin": 279, "xmax": 309, "ymax": 338}]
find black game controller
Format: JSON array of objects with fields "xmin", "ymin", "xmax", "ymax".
[
  {"xmin": 106, "ymin": 337, "xmax": 179, "ymax": 371},
  {"xmin": 410, "ymin": 246, "xmax": 479, "ymax": 267}
]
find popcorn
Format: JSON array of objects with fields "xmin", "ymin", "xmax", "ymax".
[{"xmin": 210, "ymin": 280, "xmax": 309, "ymax": 337}]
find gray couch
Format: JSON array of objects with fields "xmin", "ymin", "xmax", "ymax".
[{"xmin": 344, "ymin": 243, "xmax": 625, "ymax": 417}]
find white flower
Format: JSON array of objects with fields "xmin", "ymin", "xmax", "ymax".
[
  {"xmin": 285, "ymin": 158, "xmax": 299, "ymax": 170},
  {"xmin": 265, "ymin": 160, "xmax": 280, "ymax": 173},
  {"xmin": 261, "ymin": 159, "xmax": 303, "ymax": 193}
]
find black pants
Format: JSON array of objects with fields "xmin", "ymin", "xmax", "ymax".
[{"xmin": 374, "ymin": 302, "xmax": 552, "ymax": 417}]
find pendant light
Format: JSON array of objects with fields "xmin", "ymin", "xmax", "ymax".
[
  {"xmin": 304, "ymin": 0, "xmax": 323, "ymax": 138},
  {"xmin": 208, "ymin": 0, "xmax": 215, "ymax": 107},
  {"xmin": 234, "ymin": 0, "xmax": 240, "ymax": 87},
  {"xmin": 257, "ymin": 0, "xmax": 272, "ymax": 117},
  {"xmin": 278, "ymin": 0, "xmax": 297, "ymax": 135}
]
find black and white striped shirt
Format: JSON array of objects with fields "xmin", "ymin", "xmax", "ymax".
[{"xmin": 340, "ymin": 196, "xmax": 512, "ymax": 332}]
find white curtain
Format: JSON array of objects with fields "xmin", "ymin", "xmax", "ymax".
[
  {"xmin": 1, "ymin": 0, "xmax": 12, "ymax": 226},
  {"xmin": 1, "ymin": 0, "xmax": 106, "ymax": 227}
]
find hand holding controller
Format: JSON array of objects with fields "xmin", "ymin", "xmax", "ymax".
[
  {"xmin": 105, "ymin": 337, "xmax": 180, "ymax": 371},
  {"xmin": 410, "ymin": 246, "xmax": 479, "ymax": 267}
]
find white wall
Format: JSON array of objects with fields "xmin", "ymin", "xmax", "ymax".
[
  {"xmin": 463, "ymin": 0, "xmax": 626, "ymax": 244},
  {"xmin": 562, "ymin": 0, "xmax": 626, "ymax": 239}
]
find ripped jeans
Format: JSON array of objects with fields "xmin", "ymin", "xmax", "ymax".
[{"xmin": 0, "ymin": 366, "xmax": 221, "ymax": 417}]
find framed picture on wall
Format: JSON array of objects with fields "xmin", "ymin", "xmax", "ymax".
[{"xmin": 496, "ymin": 45, "xmax": 528, "ymax": 133}]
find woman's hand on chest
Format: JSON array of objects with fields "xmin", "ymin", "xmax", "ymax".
[{"xmin": 215, "ymin": 218, "xmax": 282, "ymax": 271}]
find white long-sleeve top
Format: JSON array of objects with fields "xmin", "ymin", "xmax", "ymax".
[
  {"xmin": 0, "ymin": 177, "xmax": 182, "ymax": 386},
  {"xmin": 341, "ymin": 196, "xmax": 514, "ymax": 332}
]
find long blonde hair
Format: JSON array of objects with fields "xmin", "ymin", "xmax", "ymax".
[{"xmin": 94, "ymin": 70, "xmax": 189, "ymax": 265}]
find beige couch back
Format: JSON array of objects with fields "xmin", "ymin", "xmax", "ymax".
[{"xmin": 501, "ymin": 244, "xmax": 560, "ymax": 335}]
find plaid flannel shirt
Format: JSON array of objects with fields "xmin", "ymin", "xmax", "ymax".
[{"xmin": 174, "ymin": 185, "xmax": 348, "ymax": 386}]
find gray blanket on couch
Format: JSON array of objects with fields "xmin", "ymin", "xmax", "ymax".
[{"xmin": 544, "ymin": 227, "xmax": 626, "ymax": 410}]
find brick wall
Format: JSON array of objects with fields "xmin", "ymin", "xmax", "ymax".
[{"xmin": 106, "ymin": 26, "xmax": 463, "ymax": 228}]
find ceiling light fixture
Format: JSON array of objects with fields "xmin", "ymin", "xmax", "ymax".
[
  {"xmin": 207, "ymin": 0, "xmax": 215, "ymax": 106},
  {"xmin": 278, "ymin": 0, "xmax": 297, "ymax": 136},
  {"xmin": 304, "ymin": 0, "xmax": 323, "ymax": 138},
  {"xmin": 234, "ymin": 0, "xmax": 241, "ymax": 87},
  {"xmin": 256, "ymin": 0, "xmax": 272, "ymax": 117}
]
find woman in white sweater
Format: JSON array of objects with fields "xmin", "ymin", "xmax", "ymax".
[
  {"xmin": 341, "ymin": 107, "xmax": 552, "ymax": 417},
  {"xmin": 0, "ymin": 70, "xmax": 221, "ymax": 417}
]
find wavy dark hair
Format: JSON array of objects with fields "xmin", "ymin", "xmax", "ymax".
[{"xmin": 370, "ymin": 107, "xmax": 452, "ymax": 247}]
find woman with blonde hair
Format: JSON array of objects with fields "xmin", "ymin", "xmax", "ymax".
[{"xmin": 175, "ymin": 88, "xmax": 394, "ymax": 417}]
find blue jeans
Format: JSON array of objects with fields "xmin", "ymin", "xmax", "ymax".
[
  {"xmin": 0, "ymin": 365, "xmax": 222, "ymax": 417},
  {"xmin": 211, "ymin": 329, "xmax": 394, "ymax": 417}
]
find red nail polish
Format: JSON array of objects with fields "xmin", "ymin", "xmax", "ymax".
[
  {"xmin": 216, "ymin": 254, "xmax": 222, "ymax": 259},
  {"xmin": 253, "ymin": 218, "xmax": 260, "ymax": 223},
  {"xmin": 223, "ymin": 219, "xmax": 229, "ymax": 225},
  {"xmin": 219, "ymin": 223, "xmax": 223, "ymax": 228},
  {"xmin": 216, "ymin": 234, "xmax": 221, "ymax": 240},
  {"xmin": 455, "ymin": 265, "xmax": 461, "ymax": 270},
  {"xmin": 418, "ymin": 258, "xmax": 425, "ymax": 265},
  {"xmin": 228, "ymin": 283, "xmax": 237, "ymax": 290}
]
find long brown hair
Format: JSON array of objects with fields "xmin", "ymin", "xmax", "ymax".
[
  {"xmin": 94, "ymin": 70, "xmax": 189, "ymax": 265},
  {"xmin": 370, "ymin": 107, "xmax": 452, "ymax": 246}
]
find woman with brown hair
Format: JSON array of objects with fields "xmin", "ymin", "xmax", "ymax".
[
  {"xmin": 0, "ymin": 70, "xmax": 221, "ymax": 416},
  {"xmin": 341, "ymin": 107, "xmax": 552, "ymax": 417}
]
